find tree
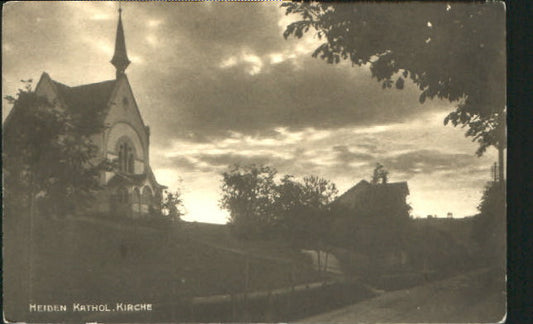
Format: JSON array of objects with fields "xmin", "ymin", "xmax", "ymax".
[
  {"xmin": 3, "ymin": 80, "xmax": 110, "ymax": 311},
  {"xmin": 301, "ymin": 175, "xmax": 338, "ymax": 208},
  {"xmin": 274, "ymin": 174, "xmax": 337, "ymax": 274},
  {"xmin": 161, "ymin": 184, "xmax": 186, "ymax": 221},
  {"xmin": 471, "ymin": 180, "xmax": 506, "ymax": 268},
  {"xmin": 219, "ymin": 164, "xmax": 338, "ymax": 246},
  {"xmin": 3, "ymin": 80, "xmax": 109, "ymax": 219},
  {"xmin": 283, "ymin": 1, "xmax": 506, "ymax": 182},
  {"xmin": 276, "ymin": 175, "xmax": 337, "ymax": 242},
  {"xmin": 219, "ymin": 164, "xmax": 278, "ymax": 239}
]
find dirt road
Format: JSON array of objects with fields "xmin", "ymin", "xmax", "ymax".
[{"xmin": 298, "ymin": 267, "xmax": 506, "ymax": 323}]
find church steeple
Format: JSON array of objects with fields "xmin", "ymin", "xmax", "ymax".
[{"xmin": 110, "ymin": 7, "xmax": 130, "ymax": 78}]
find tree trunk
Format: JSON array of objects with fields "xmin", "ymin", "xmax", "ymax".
[
  {"xmin": 316, "ymin": 250, "xmax": 321, "ymax": 275},
  {"xmin": 28, "ymin": 175, "xmax": 37, "ymax": 304},
  {"xmin": 324, "ymin": 251, "xmax": 329, "ymax": 273}
]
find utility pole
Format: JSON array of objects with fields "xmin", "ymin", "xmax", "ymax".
[
  {"xmin": 491, "ymin": 162, "xmax": 498, "ymax": 183},
  {"xmin": 497, "ymin": 111, "xmax": 506, "ymax": 187}
]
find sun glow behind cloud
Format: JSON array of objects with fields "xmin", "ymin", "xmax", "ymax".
[{"xmin": 151, "ymin": 109, "xmax": 497, "ymax": 224}]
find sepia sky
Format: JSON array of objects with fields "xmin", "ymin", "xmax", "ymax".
[{"xmin": 2, "ymin": 1, "xmax": 501, "ymax": 223}]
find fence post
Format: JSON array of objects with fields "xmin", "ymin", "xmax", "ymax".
[
  {"xmin": 231, "ymin": 292, "xmax": 236, "ymax": 322},
  {"xmin": 266, "ymin": 289, "xmax": 273, "ymax": 322},
  {"xmin": 243, "ymin": 256, "xmax": 250, "ymax": 321},
  {"xmin": 190, "ymin": 299, "xmax": 195, "ymax": 322},
  {"xmin": 287, "ymin": 262, "xmax": 294, "ymax": 316}
]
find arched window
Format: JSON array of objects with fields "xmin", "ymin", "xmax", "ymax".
[
  {"xmin": 117, "ymin": 139, "xmax": 136, "ymax": 174},
  {"xmin": 112, "ymin": 186, "xmax": 130, "ymax": 217},
  {"xmin": 142, "ymin": 186, "xmax": 153, "ymax": 214},
  {"xmin": 118, "ymin": 144, "xmax": 124, "ymax": 171},
  {"xmin": 128, "ymin": 148, "xmax": 134, "ymax": 173},
  {"xmin": 117, "ymin": 187, "xmax": 129, "ymax": 203},
  {"xmin": 132, "ymin": 187, "xmax": 141, "ymax": 216}
]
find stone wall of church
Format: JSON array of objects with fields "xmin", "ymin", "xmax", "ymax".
[{"xmin": 86, "ymin": 184, "xmax": 160, "ymax": 217}]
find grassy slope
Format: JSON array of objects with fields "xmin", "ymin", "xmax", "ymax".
[{"xmin": 16, "ymin": 217, "xmax": 320, "ymax": 306}]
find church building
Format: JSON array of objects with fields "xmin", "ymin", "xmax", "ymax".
[{"xmin": 9, "ymin": 9, "xmax": 166, "ymax": 217}]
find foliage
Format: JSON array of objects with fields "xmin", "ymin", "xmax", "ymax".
[
  {"xmin": 282, "ymin": 1, "xmax": 505, "ymax": 159},
  {"xmin": 276, "ymin": 175, "xmax": 338, "ymax": 248},
  {"xmin": 220, "ymin": 164, "xmax": 279, "ymax": 238},
  {"xmin": 301, "ymin": 175, "xmax": 338, "ymax": 208},
  {"xmin": 472, "ymin": 181, "xmax": 506, "ymax": 266},
  {"xmin": 161, "ymin": 184, "xmax": 186, "ymax": 221},
  {"xmin": 219, "ymin": 164, "xmax": 338, "ymax": 242},
  {"xmin": 3, "ymin": 80, "xmax": 109, "ymax": 218}
]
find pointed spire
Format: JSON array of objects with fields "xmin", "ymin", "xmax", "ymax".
[{"xmin": 111, "ymin": 7, "xmax": 130, "ymax": 77}]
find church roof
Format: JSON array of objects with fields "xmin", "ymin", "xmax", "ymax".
[
  {"xmin": 107, "ymin": 170, "xmax": 167, "ymax": 190},
  {"xmin": 108, "ymin": 173, "xmax": 148, "ymax": 187},
  {"xmin": 52, "ymin": 79, "xmax": 116, "ymax": 115}
]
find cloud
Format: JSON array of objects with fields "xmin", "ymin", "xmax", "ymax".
[
  {"xmin": 3, "ymin": 2, "xmax": 454, "ymax": 141},
  {"xmin": 382, "ymin": 149, "xmax": 476, "ymax": 176},
  {"xmin": 219, "ymin": 51, "xmax": 264, "ymax": 75},
  {"xmin": 332, "ymin": 145, "xmax": 375, "ymax": 163}
]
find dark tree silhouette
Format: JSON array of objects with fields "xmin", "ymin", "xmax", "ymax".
[
  {"xmin": 276, "ymin": 175, "xmax": 337, "ymax": 242},
  {"xmin": 3, "ymin": 80, "xmax": 110, "ymax": 218},
  {"xmin": 274, "ymin": 174, "xmax": 337, "ymax": 273},
  {"xmin": 219, "ymin": 164, "xmax": 278, "ymax": 238},
  {"xmin": 283, "ymin": 1, "xmax": 506, "ymax": 182},
  {"xmin": 472, "ymin": 181, "xmax": 506, "ymax": 267},
  {"xmin": 220, "ymin": 164, "xmax": 337, "ymax": 244},
  {"xmin": 3, "ymin": 80, "xmax": 111, "ymax": 314},
  {"xmin": 162, "ymin": 187, "xmax": 185, "ymax": 221}
]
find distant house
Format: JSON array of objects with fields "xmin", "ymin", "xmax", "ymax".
[
  {"xmin": 330, "ymin": 179, "xmax": 412, "ymax": 272},
  {"xmin": 332, "ymin": 180, "xmax": 410, "ymax": 221}
]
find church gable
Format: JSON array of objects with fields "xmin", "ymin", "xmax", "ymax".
[
  {"xmin": 34, "ymin": 73, "xmax": 62, "ymax": 107},
  {"xmin": 104, "ymin": 77, "xmax": 149, "ymax": 170},
  {"xmin": 104, "ymin": 76, "xmax": 147, "ymax": 140}
]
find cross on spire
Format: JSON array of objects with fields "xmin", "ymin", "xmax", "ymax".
[{"xmin": 111, "ymin": 6, "xmax": 130, "ymax": 78}]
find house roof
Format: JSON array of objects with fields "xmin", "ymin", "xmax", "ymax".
[
  {"xmin": 374, "ymin": 181, "xmax": 409, "ymax": 196},
  {"xmin": 343, "ymin": 180, "xmax": 409, "ymax": 197},
  {"xmin": 333, "ymin": 180, "xmax": 409, "ymax": 210}
]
